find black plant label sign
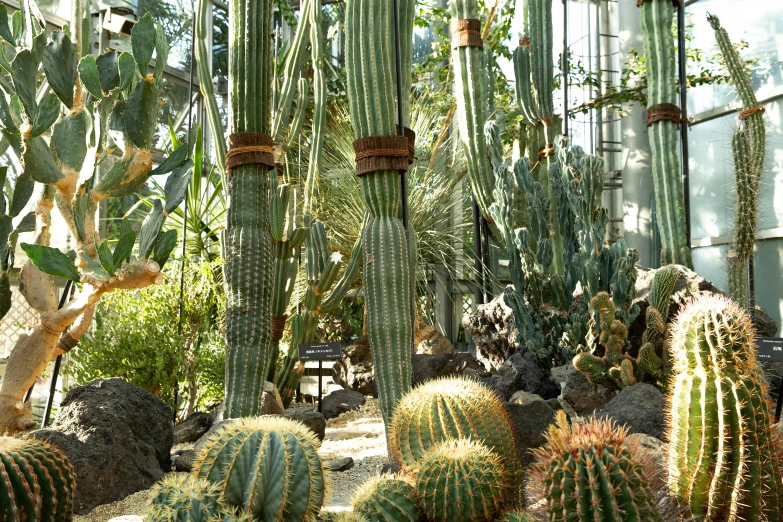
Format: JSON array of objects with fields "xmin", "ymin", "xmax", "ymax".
[
  {"xmin": 298, "ymin": 342, "xmax": 343, "ymax": 361},
  {"xmin": 756, "ymin": 337, "xmax": 783, "ymax": 362}
]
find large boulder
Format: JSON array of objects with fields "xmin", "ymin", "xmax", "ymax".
[
  {"xmin": 332, "ymin": 335, "xmax": 374, "ymax": 395},
  {"xmin": 489, "ymin": 350, "xmax": 559, "ymax": 401},
  {"xmin": 505, "ymin": 399, "xmax": 556, "ymax": 464},
  {"xmin": 29, "ymin": 378, "xmax": 173, "ymax": 514},
  {"xmin": 599, "ymin": 383, "xmax": 666, "ymax": 439},
  {"xmin": 412, "ymin": 352, "xmax": 486, "ymax": 386},
  {"xmin": 173, "ymin": 412, "xmax": 213, "ymax": 444},
  {"xmin": 321, "ymin": 388, "xmax": 366, "ymax": 420},
  {"xmin": 462, "ymin": 292, "xmax": 516, "ymax": 371},
  {"xmin": 287, "ymin": 407, "xmax": 327, "ymax": 441},
  {"xmin": 551, "ymin": 364, "xmax": 615, "ymax": 416}
]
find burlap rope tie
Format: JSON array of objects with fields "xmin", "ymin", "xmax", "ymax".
[
  {"xmin": 452, "ymin": 19, "xmax": 483, "ymax": 49},
  {"xmin": 226, "ymin": 133, "xmax": 276, "ymax": 176},
  {"xmin": 270, "ymin": 315, "xmax": 288, "ymax": 342},
  {"xmin": 739, "ymin": 105, "xmax": 766, "ymax": 120},
  {"xmin": 646, "ymin": 103, "xmax": 688, "ymax": 128},
  {"xmin": 397, "ymin": 125, "xmax": 417, "ymax": 164},
  {"xmin": 636, "ymin": 0, "xmax": 680, "ymax": 7},
  {"xmin": 538, "ymin": 143, "xmax": 555, "ymax": 160},
  {"xmin": 353, "ymin": 135, "xmax": 410, "ymax": 176},
  {"xmin": 519, "ymin": 36, "xmax": 530, "ymax": 49}
]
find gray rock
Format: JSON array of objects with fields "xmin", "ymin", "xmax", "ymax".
[
  {"xmin": 505, "ymin": 400, "xmax": 556, "ymax": 464},
  {"xmin": 599, "ymin": 383, "xmax": 665, "ymax": 439},
  {"xmin": 321, "ymin": 389, "xmax": 366, "ymax": 420},
  {"xmin": 173, "ymin": 412, "xmax": 213, "ymax": 444},
  {"xmin": 259, "ymin": 381, "xmax": 286, "ymax": 416},
  {"xmin": 462, "ymin": 291, "xmax": 517, "ymax": 371},
  {"xmin": 553, "ymin": 364, "xmax": 615, "ymax": 416},
  {"xmin": 545, "ymin": 398, "xmax": 564, "ymax": 412},
  {"xmin": 195, "ymin": 419, "xmax": 234, "ymax": 452},
  {"xmin": 509, "ymin": 390, "xmax": 544, "ymax": 405},
  {"xmin": 28, "ymin": 378, "xmax": 173, "ymax": 514},
  {"xmin": 489, "ymin": 350, "xmax": 559, "ymax": 401},
  {"xmin": 287, "ymin": 407, "xmax": 326, "ymax": 441},
  {"xmin": 171, "ymin": 449, "xmax": 196, "ymax": 472},
  {"xmin": 332, "ymin": 335, "xmax": 374, "ymax": 395},
  {"xmin": 324, "ymin": 456, "xmax": 355, "ymax": 472},
  {"xmin": 412, "ymin": 352, "xmax": 486, "ymax": 386}
]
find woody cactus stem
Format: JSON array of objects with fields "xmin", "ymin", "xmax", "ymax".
[
  {"xmin": 709, "ymin": 14, "xmax": 765, "ymax": 307},
  {"xmin": 223, "ymin": 0, "xmax": 275, "ymax": 417},
  {"xmin": 639, "ymin": 0, "xmax": 692, "ymax": 268},
  {"xmin": 449, "ymin": 0, "xmax": 494, "ymax": 222},
  {"xmin": 345, "ymin": 0, "xmax": 414, "ymax": 435}
]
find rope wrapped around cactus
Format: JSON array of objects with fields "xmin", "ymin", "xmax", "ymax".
[
  {"xmin": 646, "ymin": 103, "xmax": 689, "ymax": 127},
  {"xmin": 352, "ymin": 136, "xmax": 410, "ymax": 176},
  {"xmin": 226, "ymin": 133, "xmax": 276, "ymax": 176}
]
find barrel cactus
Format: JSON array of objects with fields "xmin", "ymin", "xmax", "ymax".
[
  {"xmin": 531, "ymin": 411, "xmax": 664, "ymax": 521},
  {"xmin": 145, "ymin": 474, "xmax": 226, "ymax": 522},
  {"xmin": 0, "ymin": 436, "xmax": 75, "ymax": 522},
  {"xmin": 496, "ymin": 512, "xmax": 533, "ymax": 522},
  {"xmin": 388, "ymin": 376, "xmax": 522, "ymax": 500},
  {"xmin": 193, "ymin": 417, "xmax": 326, "ymax": 521},
  {"xmin": 415, "ymin": 439, "xmax": 505, "ymax": 522},
  {"xmin": 352, "ymin": 476, "xmax": 419, "ymax": 522},
  {"xmin": 667, "ymin": 294, "xmax": 783, "ymax": 521}
]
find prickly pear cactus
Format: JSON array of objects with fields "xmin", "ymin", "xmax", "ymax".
[
  {"xmin": 667, "ymin": 294, "xmax": 783, "ymax": 521},
  {"xmin": 193, "ymin": 417, "xmax": 326, "ymax": 521},
  {"xmin": 532, "ymin": 410, "xmax": 664, "ymax": 522},
  {"xmin": 0, "ymin": 436, "xmax": 76, "ymax": 522},
  {"xmin": 145, "ymin": 474, "xmax": 226, "ymax": 522},
  {"xmin": 352, "ymin": 476, "xmax": 419, "ymax": 522}
]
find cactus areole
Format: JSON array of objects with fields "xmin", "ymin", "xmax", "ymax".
[{"xmin": 222, "ymin": 0, "xmax": 277, "ymax": 417}]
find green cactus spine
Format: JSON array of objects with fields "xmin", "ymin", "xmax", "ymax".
[
  {"xmin": 709, "ymin": 15, "xmax": 765, "ymax": 308},
  {"xmin": 667, "ymin": 294, "xmax": 783, "ymax": 521},
  {"xmin": 638, "ymin": 0, "xmax": 692, "ymax": 268},
  {"xmin": 193, "ymin": 417, "xmax": 326, "ymax": 521},
  {"xmin": 388, "ymin": 377, "xmax": 523, "ymax": 505},
  {"xmin": 531, "ymin": 410, "xmax": 664, "ymax": 521},
  {"xmin": 415, "ymin": 439, "xmax": 505, "ymax": 522},
  {"xmin": 352, "ymin": 476, "xmax": 419, "ymax": 522},
  {"xmin": 0, "ymin": 436, "xmax": 75, "ymax": 522},
  {"xmin": 345, "ymin": 0, "xmax": 414, "ymax": 438},
  {"xmin": 145, "ymin": 475, "xmax": 226, "ymax": 522},
  {"xmin": 222, "ymin": 0, "xmax": 275, "ymax": 417}
]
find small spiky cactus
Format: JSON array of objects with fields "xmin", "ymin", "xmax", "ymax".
[
  {"xmin": 496, "ymin": 511, "xmax": 533, "ymax": 522},
  {"xmin": 352, "ymin": 476, "xmax": 419, "ymax": 522},
  {"xmin": 532, "ymin": 411, "xmax": 664, "ymax": 522},
  {"xmin": 667, "ymin": 294, "xmax": 783, "ymax": 521},
  {"xmin": 415, "ymin": 439, "xmax": 505, "ymax": 522},
  {"xmin": 388, "ymin": 377, "xmax": 523, "ymax": 505},
  {"xmin": 145, "ymin": 475, "xmax": 226, "ymax": 522},
  {"xmin": 0, "ymin": 436, "xmax": 75, "ymax": 522},
  {"xmin": 637, "ymin": 265, "xmax": 679, "ymax": 383},
  {"xmin": 193, "ymin": 417, "xmax": 326, "ymax": 522},
  {"xmin": 316, "ymin": 513, "xmax": 371, "ymax": 522}
]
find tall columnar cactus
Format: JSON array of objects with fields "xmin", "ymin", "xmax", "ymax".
[
  {"xmin": 667, "ymin": 294, "xmax": 783, "ymax": 521},
  {"xmin": 351, "ymin": 476, "xmax": 420, "ymax": 522},
  {"xmin": 222, "ymin": 0, "xmax": 275, "ymax": 417},
  {"xmin": 414, "ymin": 439, "xmax": 505, "ymax": 522},
  {"xmin": 708, "ymin": 14, "xmax": 765, "ymax": 308},
  {"xmin": 193, "ymin": 417, "xmax": 326, "ymax": 521},
  {"xmin": 388, "ymin": 377, "xmax": 523, "ymax": 505},
  {"xmin": 638, "ymin": 0, "xmax": 692, "ymax": 268},
  {"xmin": 449, "ymin": 0, "xmax": 494, "ymax": 222},
  {"xmin": 0, "ymin": 4, "xmax": 187, "ymax": 432},
  {"xmin": 145, "ymin": 475, "xmax": 226, "ymax": 522},
  {"xmin": 636, "ymin": 265, "xmax": 679, "ymax": 384},
  {"xmin": 0, "ymin": 436, "xmax": 75, "ymax": 521},
  {"xmin": 531, "ymin": 411, "xmax": 664, "ymax": 521},
  {"xmin": 345, "ymin": 0, "xmax": 414, "ymax": 439}
]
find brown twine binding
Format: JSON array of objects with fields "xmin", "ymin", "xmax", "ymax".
[
  {"xmin": 226, "ymin": 133, "xmax": 276, "ymax": 176},
  {"xmin": 646, "ymin": 103, "xmax": 688, "ymax": 127},
  {"xmin": 451, "ymin": 19, "xmax": 483, "ymax": 49},
  {"xmin": 58, "ymin": 332, "xmax": 78, "ymax": 353},
  {"xmin": 739, "ymin": 105, "xmax": 766, "ymax": 120},
  {"xmin": 396, "ymin": 125, "xmax": 417, "ymax": 164},
  {"xmin": 538, "ymin": 144, "xmax": 555, "ymax": 160},
  {"xmin": 270, "ymin": 315, "xmax": 288, "ymax": 342},
  {"xmin": 636, "ymin": 0, "xmax": 679, "ymax": 6},
  {"xmin": 519, "ymin": 36, "xmax": 530, "ymax": 49},
  {"xmin": 352, "ymin": 135, "xmax": 410, "ymax": 176}
]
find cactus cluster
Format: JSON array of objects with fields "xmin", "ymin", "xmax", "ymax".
[
  {"xmin": 145, "ymin": 475, "xmax": 226, "ymax": 522},
  {"xmin": 667, "ymin": 294, "xmax": 783, "ymax": 521},
  {"xmin": 532, "ymin": 411, "xmax": 664, "ymax": 521},
  {"xmin": 351, "ymin": 476, "xmax": 419, "ymax": 522},
  {"xmin": 636, "ymin": 265, "xmax": 679, "ymax": 384},
  {"xmin": 0, "ymin": 436, "xmax": 75, "ymax": 522}
]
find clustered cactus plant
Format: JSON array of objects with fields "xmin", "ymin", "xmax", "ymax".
[
  {"xmin": 636, "ymin": 265, "xmax": 679, "ymax": 384},
  {"xmin": 667, "ymin": 293, "xmax": 783, "ymax": 521},
  {"xmin": 0, "ymin": 436, "xmax": 75, "ymax": 522},
  {"xmin": 531, "ymin": 411, "xmax": 664, "ymax": 521}
]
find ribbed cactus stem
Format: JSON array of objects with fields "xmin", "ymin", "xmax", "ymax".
[
  {"xmin": 306, "ymin": 0, "xmax": 324, "ymax": 215},
  {"xmin": 195, "ymin": 0, "xmax": 226, "ymax": 171},
  {"xmin": 639, "ymin": 0, "xmax": 692, "ymax": 268},
  {"xmin": 272, "ymin": 0, "xmax": 312, "ymax": 141},
  {"xmin": 345, "ymin": 0, "xmax": 413, "ymax": 440},
  {"xmin": 223, "ymin": 0, "xmax": 275, "ymax": 417},
  {"xmin": 352, "ymin": 477, "xmax": 419, "ymax": 522},
  {"xmin": 667, "ymin": 294, "xmax": 783, "ymax": 521}
]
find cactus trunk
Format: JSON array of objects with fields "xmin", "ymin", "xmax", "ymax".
[
  {"xmin": 223, "ymin": 0, "xmax": 275, "ymax": 417},
  {"xmin": 345, "ymin": 0, "xmax": 414, "ymax": 437},
  {"xmin": 639, "ymin": 0, "xmax": 692, "ymax": 268}
]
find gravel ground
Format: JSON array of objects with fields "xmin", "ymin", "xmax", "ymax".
[{"xmin": 74, "ymin": 399, "xmax": 386, "ymax": 521}]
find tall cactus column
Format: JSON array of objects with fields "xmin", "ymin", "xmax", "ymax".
[
  {"xmin": 638, "ymin": 0, "xmax": 693, "ymax": 268},
  {"xmin": 345, "ymin": 0, "xmax": 414, "ymax": 438},
  {"xmin": 223, "ymin": 0, "xmax": 276, "ymax": 417}
]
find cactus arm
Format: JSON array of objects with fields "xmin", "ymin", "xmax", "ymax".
[
  {"xmin": 285, "ymin": 78, "xmax": 309, "ymax": 152},
  {"xmin": 638, "ymin": 0, "xmax": 692, "ymax": 268},
  {"xmin": 272, "ymin": 0, "xmax": 312, "ymax": 141},
  {"xmin": 194, "ymin": 0, "xmax": 226, "ymax": 172},
  {"xmin": 321, "ymin": 231, "xmax": 363, "ymax": 313},
  {"xmin": 513, "ymin": 46, "xmax": 538, "ymax": 126},
  {"xmin": 305, "ymin": 0, "xmax": 324, "ymax": 214}
]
